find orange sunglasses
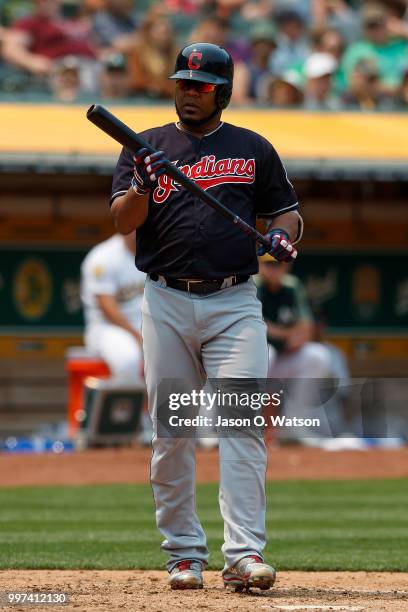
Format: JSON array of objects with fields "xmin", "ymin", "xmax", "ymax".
[{"xmin": 176, "ymin": 80, "xmax": 216, "ymax": 93}]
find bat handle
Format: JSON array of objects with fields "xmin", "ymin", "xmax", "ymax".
[{"xmin": 257, "ymin": 233, "xmax": 272, "ymax": 249}]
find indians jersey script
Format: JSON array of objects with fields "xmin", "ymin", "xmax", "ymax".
[
  {"xmin": 111, "ymin": 122, "xmax": 299, "ymax": 279},
  {"xmin": 81, "ymin": 234, "xmax": 146, "ymax": 330}
]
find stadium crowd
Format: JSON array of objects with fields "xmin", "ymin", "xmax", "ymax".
[{"xmin": 0, "ymin": 0, "xmax": 407, "ymax": 109}]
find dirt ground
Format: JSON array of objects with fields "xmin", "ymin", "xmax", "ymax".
[
  {"xmin": 1, "ymin": 447, "xmax": 408, "ymax": 611},
  {"xmin": 1, "ymin": 446, "xmax": 408, "ymax": 487},
  {"xmin": 1, "ymin": 570, "xmax": 408, "ymax": 612}
]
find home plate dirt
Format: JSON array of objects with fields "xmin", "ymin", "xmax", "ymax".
[
  {"xmin": 1, "ymin": 570, "xmax": 407, "ymax": 612},
  {"xmin": 2, "ymin": 449, "xmax": 408, "ymax": 611}
]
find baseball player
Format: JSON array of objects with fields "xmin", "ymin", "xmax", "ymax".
[
  {"xmin": 258, "ymin": 256, "xmax": 332, "ymax": 440},
  {"xmin": 109, "ymin": 43, "xmax": 302, "ymax": 591},
  {"xmin": 80, "ymin": 231, "xmax": 145, "ymax": 381}
]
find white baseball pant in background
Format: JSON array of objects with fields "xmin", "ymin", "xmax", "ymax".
[
  {"xmin": 268, "ymin": 342, "xmax": 334, "ymax": 438},
  {"xmin": 85, "ymin": 324, "xmax": 143, "ymax": 381}
]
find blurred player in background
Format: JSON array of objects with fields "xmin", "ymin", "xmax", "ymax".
[
  {"xmin": 257, "ymin": 254, "xmax": 333, "ymax": 441},
  {"xmin": 80, "ymin": 231, "xmax": 145, "ymax": 383}
]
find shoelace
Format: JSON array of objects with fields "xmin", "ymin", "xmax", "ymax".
[{"xmin": 247, "ymin": 555, "xmax": 263, "ymax": 564}]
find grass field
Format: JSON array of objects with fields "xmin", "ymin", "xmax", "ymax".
[{"xmin": 1, "ymin": 479, "xmax": 407, "ymax": 571}]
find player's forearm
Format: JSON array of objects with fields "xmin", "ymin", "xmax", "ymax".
[
  {"xmin": 289, "ymin": 320, "xmax": 314, "ymax": 343},
  {"xmin": 97, "ymin": 295, "xmax": 141, "ymax": 341},
  {"xmin": 3, "ymin": 40, "xmax": 51, "ymax": 74},
  {"xmin": 111, "ymin": 189, "xmax": 149, "ymax": 234},
  {"xmin": 267, "ymin": 211, "xmax": 302, "ymax": 243},
  {"xmin": 285, "ymin": 320, "xmax": 315, "ymax": 352},
  {"xmin": 266, "ymin": 321, "xmax": 291, "ymax": 341}
]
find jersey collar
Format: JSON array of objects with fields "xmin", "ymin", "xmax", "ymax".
[{"xmin": 175, "ymin": 121, "xmax": 224, "ymax": 138}]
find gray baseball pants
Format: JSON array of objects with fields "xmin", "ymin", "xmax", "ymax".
[{"xmin": 141, "ymin": 275, "xmax": 268, "ymax": 572}]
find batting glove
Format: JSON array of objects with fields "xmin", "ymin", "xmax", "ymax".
[
  {"xmin": 131, "ymin": 148, "xmax": 166, "ymax": 196},
  {"xmin": 257, "ymin": 228, "xmax": 297, "ymax": 262}
]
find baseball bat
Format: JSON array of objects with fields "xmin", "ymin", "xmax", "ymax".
[{"xmin": 86, "ymin": 104, "xmax": 271, "ymax": 250}]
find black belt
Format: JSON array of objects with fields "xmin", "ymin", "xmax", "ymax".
[{"xmin": 149, "ymin": 274, "xmax": 249, "ymax": 295}]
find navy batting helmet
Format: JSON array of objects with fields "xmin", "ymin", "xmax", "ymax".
[{"xmin": 169, "ymin": 42, "xmax": 234, "ymax": 110}]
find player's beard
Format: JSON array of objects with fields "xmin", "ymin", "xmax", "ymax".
[{"xmin": 175, "ymin": 100, "xmax": 220, "ymax": 127}]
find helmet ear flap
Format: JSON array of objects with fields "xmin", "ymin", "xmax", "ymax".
[{"xmin": 216, "ymin": 84, "xmax": 232, "ymax": 110}]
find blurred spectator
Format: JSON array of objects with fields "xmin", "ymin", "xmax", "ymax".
[
  {"xmin": 163, "ymin": 0, "xmax": 201, "ymax": 14},
  {"xmin": 83, "ymin": 0, "xmax": 107, "ymax": 13},
  {"xmin": 232, "ymin": 21, "xmax": 277, "ymax": 104},
  {"xmin": 311, "ymin": 26, "xmax": 345, "ymax": 61},
  {"xmin": 189, "ymin": 15, "xmax": 249, "ymax": 62},
  {"xmin": 311, "ymin": 25, "xmax": 347, "ymax": 92},
  {"xmin": 259, "ymin": 68, "xmax": 304, "ymax": 107},
  {"xmin": 0, "ymin": 25, "xmax": 6, "ymax": 81},
  {"xmin": 240, "ymin": 0, "xmax": 275, "ymax": 24},
  {"xmin": 269, "ymin": 7, "xmax": 310, "ymax": 75},
  {"xmin": 396, "ymin": 62, "xmax": 408, "ymax": 108},
  {"xmin": 127, "ymin": 8, "xmax": 177, "ymax": 99},
  {"xmin": 200, "ymin": 0, "xmax": 247, "ymax": 22},
  {"xmin": 312, "ymin": 0, "xmax": 360, "ymax": 43},
  {"xmin": 341, "ymin": 3, "xmax": 408, "ymax": 98},
  {"xmin": 91, "ymin": 0, "xmax": 138, "ymax": 55},
  {"xmin": 274, "ymin": 0, "xmax": 310, "ymax": 24},
  {"xmin": 342, "ymin": 57, "xmax": 392, "ymax": 109},
  {"xmin": 304, "ymin": 51, "xmax": 340, "ymax": 109},
  {"xmin": 3, "ymin": 0, "xmax": 100, "ymax": 93},
  {"xmin": 50, "ymin": 55, "xmax": 81, "ymax": 101},
  {"xmin": 188, "ymin": 14, "xmax": 229, "ymax": 47},
  {"xmin": 100, "ymin": 51, "xmax": 129, "ymax": 98},
  {"xmin": 1, "ymin": 0, "xmax": 407, "ymax": 109},
  {"xmin": 386, "ymin": 0, "xmax": 408, "ymax": 40}
]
